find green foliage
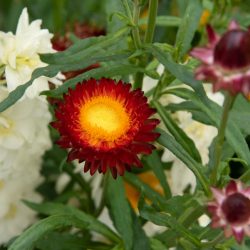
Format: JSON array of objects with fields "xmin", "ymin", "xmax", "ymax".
[{"xmin": 0, "ymin": 0, "xmax": 250, "ymax": 249}]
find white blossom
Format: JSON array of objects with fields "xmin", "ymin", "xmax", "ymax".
[
  {"xmin": 0, "ymin": 86, "xmax": 52, "ymax": 243},
  {"xmin": 0, "ymin": 177, "xmax": 41, "ymax": 244},
  {"xmin": 0, "ymin": 8, "xmax": 63, "ymax": 98}
]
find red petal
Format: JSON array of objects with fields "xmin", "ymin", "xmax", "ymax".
[
  {"xmin": 90, "ymin": 161, "xmax": 100, "ymax": 175},
  {"xmin": 232, "ymin": 227, "xmax": 245, "ymax": 243},
  {"xmin": 84, "ymin": 161, "xmax": 91, "ymax": 172},
  {"xmin": 206, "ymin": 24, "xmax": 219, "ymax": 45},
  {"xmin": 225, "ymin": 180, "xmax": 238, "ymax": 195}
]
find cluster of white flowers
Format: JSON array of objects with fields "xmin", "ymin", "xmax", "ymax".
[{"xmin": 0, "ymin": 8, "xmax": 59, "ymax": 244}]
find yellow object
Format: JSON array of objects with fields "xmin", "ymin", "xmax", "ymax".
[
  {"xmin": 79, "ymin": 96, "xmax": 131, "ymax": 147},
  {"xmin": 199, "ymin": 10, "xmax": 211, "ymax": 26},
  {"xmin": 125, "ymin": 171, "xmax": 164, "ymax": 211}
]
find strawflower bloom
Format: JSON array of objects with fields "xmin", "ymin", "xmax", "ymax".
[
  {"xmin": 190, "ymin": 21, "xmax": 250, "ymax": 98},
  {"xmin": 52, "ymin": 78, "xmax": 160, "ymax": 178},
  {"xmin": 208, "ymin": 180, "xmax": 250, "ymax": 243}
]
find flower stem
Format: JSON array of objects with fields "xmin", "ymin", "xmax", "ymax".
[
  {"xmin": 144, "ymin": 0, "xmax": 158, "ymax": 44},
  {"xmin": 132, "ymin": 0, "xmax": 142, "ymax": 50},
  {"xmin": 210, "ymin": 93, "xmax": 235, "ymax": 185},
  {"xmin": 133, "ymin": 0, "xmax": 158, "ymax": 89}
]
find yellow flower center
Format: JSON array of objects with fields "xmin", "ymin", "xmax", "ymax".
[
  {"xmin": 4, "ymin": 203, "xmax": 17, "ymax": 219},
  {"xmin": 16, "ymin": 56, "xmax": 40, "ymax": 70},
  {"xmin": 79, "ymin": 96, "xmax": 131, "ymax": 146}
]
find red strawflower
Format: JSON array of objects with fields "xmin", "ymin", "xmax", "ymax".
[
  {"xmin": 51, "ymin": 78, "xmax": 160, "ymax": 178},
  {"xmin": 190, "ymin": 21, "xmax": 250, "ymax": 99},
  {"xmin": 208, "ymin": 180, "xmax": 250, "ymax": 243}
]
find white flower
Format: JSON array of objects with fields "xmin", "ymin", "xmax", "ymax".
[
  {"xmin": 0, "ymin": 85, "xmax": 51, "ymax": 243},
  {"xmin": 0, "ymin": 87, "xmax": 51, "ymax": 178},
  {"xmin": 0, "ymin": 177, "xmax": 41, "ymax": 244},
  {"xmin": 0, "ymin": 8, "xmax": 63, "ymax": 98},
  {"xmin": 0, "ymin": 87, "xmax": 51, "ymax": 150}
]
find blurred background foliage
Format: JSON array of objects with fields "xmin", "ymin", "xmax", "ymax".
[
  {"xmin": 1, "ymin": 0, "xmax": 250, "ymax": 44},
  {"xmin": 1, "ymin": 0, "xmax": 250, "ymax": 249}
]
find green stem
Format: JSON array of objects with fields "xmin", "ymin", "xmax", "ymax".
[
  {"xmin": 132, "ymin": 0, "xmax": 142, "ymax": 49},
  {"xmin": 133, "ymin": 0, "xmax": 158, "ymax": 89},
  {"xmin": 94, "ymin": 174, "xmax": 109, "ymax": 217},
  {"xmin": 144, "ymin": 0, "xmax": 158, "ymax": 43},
  {"xmin": 210, "ymin": 93, "xmax": 235, "ymax": 185}
]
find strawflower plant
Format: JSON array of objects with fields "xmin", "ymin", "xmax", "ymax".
[{"xmin": 0, "ymin": 0, "xmax": 250, "ymax": 249}]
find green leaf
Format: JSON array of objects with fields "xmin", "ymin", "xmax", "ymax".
[
  {"xmin": 166, "ymin": 88, "xmax": 250, "ymax": 167},
  {"xmin": 36, "ymin": 232, "xmax": 112, "ymax": 250},
  {"xmin": 144, "ymin": 150, "xmax": 172, "ymax": 198},
  {"xmin": 131, "ymin": 210, "xmax": 151, "ymax": 250},
  {"xmin": 139, "ymin": 203, "xmax": 201, "ymax": 247},
  {"xmin": 43, "ymin": 64, "xmax": 146, "ymax": 97},
  {"xmin": 0, "ymin": 67, "xmax": 58, "ymax": 112},
  {"xmin": 124, "ymin": 172, "xmax": 167, "ymax": 206},
  {"xmin": 156, "ymin": 128, "xmax": 210, "ymax": 196},
  {"xmin": 148, "ymin": 45, "xmax": 208, "ymax": 102},
  {"xmin": 42, "ymin": 27, "xmax": 129, "ymax": 64},
  {"xmin": 175, "ymin": 0, "xmax": 202, "ymax": 59},
  {"xmin": 24, "ymin": 201, "xmax": 120, "ymax": 243},
  {"xmin": 35, "ymin": 232, "xmax": 87, "ymax": 250},
  {"xmin": 230, "ymin": 95, "xmax": 250, "ymax": 136},
  {"xmin": 105, "ymin": 175, "xmax": 133, "ymax": 250},
  {"xmin": 8, "ymin": 214, "xmax": 87, "ymax": 250},
  {"xmin": 150, "ymin": 238, "xmax": 168, "ymax": 250},
  {"xmin": 153, "ymin": 100, "xmax": 202, "ymax": 163}
]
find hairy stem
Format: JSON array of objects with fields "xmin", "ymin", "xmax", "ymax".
[{"xmin": 210, "ymin": 93, "xmax": 235, "ymax": 185}]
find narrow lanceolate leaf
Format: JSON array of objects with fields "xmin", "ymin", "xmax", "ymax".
[
  {"xmin": 124, "ymin": 172, "xmax": 167, "ymax": 205},
  {"xmin": 43, "ymin": 64, "xmax": 146, "ymax": 97},
  {"xmin": 153, "ymin": 100, "xmax": 202, "ymax": 163},
  {"xmin": 166, "ymin": 88, "xmax": 250, "ymax": 167},
  {"xmin": 105, "ymin": 176, "xmax": 133, "ymax": 250},
  {"xmin": 131, "ymin": 210, "xmax": 151, "ymax": 250},
  {"xmin": 144, "ymin": 150, "xmax": 172, "ymax": 199},
  {"xmin": 24, "ymin": 201, "xmax": 120, "ymax": 243},
  {"xmin": 148, "ymin": 45, "xmax": 208, "ymax": 104},
  {"xmin": 140, "ymin": 203, "xmax": 201, "ymax": 247},
  {"xmin": 8, "ymin": 214, "xmax": 87, "ymax": 250},
  {"xmin": 156, "ymin": 128, "xmax": 210, "ymax": 196},
  {"xmin": 41, "ymin": 27, "xmax": 129, "ymax": 64},
  {"xmin": 0, "ymin": 67, "xmax": 59, "ymax": 112},
  {"xmin": 175, "ymin": 0, "xmax": 202, "ymax": 59}
]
